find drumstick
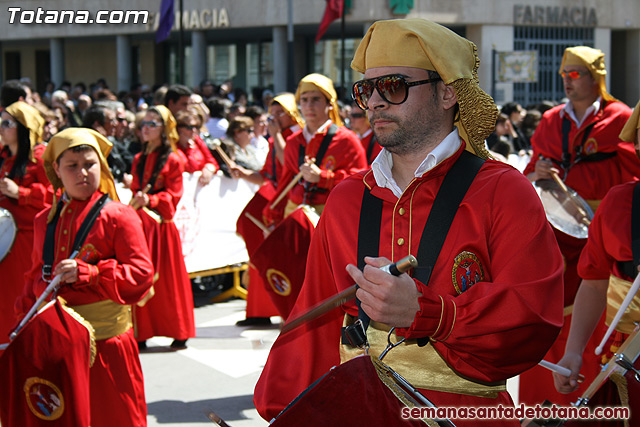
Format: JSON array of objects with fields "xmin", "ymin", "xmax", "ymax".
[
  {"xmin": 269, "ymin": 171, "xmax": 304, "ymax": 210},
  {"xmin": 549, "ymin": 170, "xmax": 591, "ymax": 226},
  {"xmin": 129, "ymin": 184, "xmax": 152, "ymax": 210},
  {"xmin": 245, "ymin": 212, "xmax": 270, "ymax": 235},
  {"xmin": 595, "ymin": 271, "xmax": 640, "ymax": 355},
  {"xmin": 280, "ymin": 255, "xmax": 418, "ymax": 335},
  {"xmin": 10, "ymin": 249, "xmax": 79, "ymax": 340},
  {"xmin": 215, "ymin": 145, "xmax": 237, "ymax": 170},
  {"xmin": 538, "ymin": 359, "xmax": 585, "ymax": 383}
]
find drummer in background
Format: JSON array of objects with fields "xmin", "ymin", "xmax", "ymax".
[
  {"xmin": 130, "ymin": 106, "xmax": 196, "ymax": 351},
  {"xmin": 0, "ymin": 101, "xmax": 50, "ymax": 343},
  {"xmin": 520, "ymin": 46, "xmax": 640, "ymax": 407},
  {"xmin": 553, "ymin": 100, "xmax": 640, "ymax": 422},
  {"xmin": 16, "ymin": 128, "xmax": 154, "ymax": 426},
  {"xmin": 174, "ymin": 108, "xmax": 219, "ymax": 185},
  {"xmin": 262, "ymin": 73, "xmax": 367, "ymax": 224},
  {"xmin": 233, "ymin": 94, "xmax": 304, "ymax": 327},
  {"xmin": 255, "ymin": 18, "xmax": 563, "ymax": 425},
  {"xmin": 349, "ymin": 102, "xmax": 381, "ymax": 166},
  {"xmin": 230, "ymin": 93, "xmax": 304, "ymax": 187}
]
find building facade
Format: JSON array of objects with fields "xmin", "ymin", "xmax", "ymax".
[{"xmin": 0, "ymin": 0, "xmax": 638, "ymax": 107}]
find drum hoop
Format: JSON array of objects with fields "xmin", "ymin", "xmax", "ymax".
[
  {"xmin": 533, "ymin": 179, "xmax": 594, "ymax": 239},
  {"xmin": 577, "ymin": 327, "xmax": 640, "ymax": 404},
  {"xmin": 0, "ymin": 207, "xmax": 17, "ymax": 263}
]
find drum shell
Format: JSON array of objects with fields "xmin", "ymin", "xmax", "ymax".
[{"xmin": 271, "ymin": 355, "xmax": 425, "ymax": 427}]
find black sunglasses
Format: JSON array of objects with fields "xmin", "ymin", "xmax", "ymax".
[{"xmin": 352, "ymin": 74, "xmax": 441, "ymax": 110}]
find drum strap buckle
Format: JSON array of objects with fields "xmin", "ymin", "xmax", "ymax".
[
  {"xmin": 342, "ymin": 319, "xmax": 369, "ymax": 351},
  {"xmin": 42, "ymin": 264, "xmax": 52, "ymax": 283}
]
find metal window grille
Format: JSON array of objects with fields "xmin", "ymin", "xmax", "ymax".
[{"xmin": 514, "ymin": 26, "xmax": 594, "ymax": 107}]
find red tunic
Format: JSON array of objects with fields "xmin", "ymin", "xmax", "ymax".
[
  {"xmin": 131, "ymin": 151, "xmax": 196, "ymax": 341},
  {"xmin": 17, "ymin": 191, "xmax": 154, "ymax": 427},
  {"xmin": 273, "ymin": 124, "xmax": 367, "ymax": 209},
  {"xmin": 176, "ymin": 134, "xmax": 218, "ymax": 174},
  {"xmin": 520, "ymin": 101, "xmax": 639, "ymax": 406},
  {"xmin": 0, "ymin": 144, "xmax": 52, "ymax": 342},
  {"xmin": 255, "ymin": 144, "xmax": 564, "ymax": 425}
]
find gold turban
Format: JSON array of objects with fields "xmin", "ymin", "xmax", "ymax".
[
  {"xmin": 295, "ymin": 74, "xmax": 343, "ymax": 127},
  {"xmin": 5, "ymin": 101, "xmax": 45, "ymax": 162},
  {"xmin": 270, "ymin": 93, "xmax": 305, "ymax": 129},
  {"xmin": 560, "ymin": 46, "xmax": 615, "ymax": 102},
  {"xmin": 43, "ymin": 128, "xmax": 119, "ymax": 222},
  {"xmin": 148, "ymin": 105, "xmax": 178, "ymax": 153},
  {"xmin": 351, "ymin": 18, "xmax": 497, "ymax": 159},
  {"xmin": 620, "ymin": 100, "xmax": 640, "ymax": 143}
]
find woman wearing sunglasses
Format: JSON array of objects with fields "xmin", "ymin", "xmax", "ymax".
[
  {"xmin": 0, "ymin": 101, "xmax": 51, "ymax": 343},
  {"xmin": 130, "ymin": 106, "xmax": 195, "ymax": 351},
  {"xmin": 174, "ymin": 108, "xmax": 218, "ymax": 185}
]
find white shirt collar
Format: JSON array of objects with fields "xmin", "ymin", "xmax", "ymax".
[
  {"xmin": 371, "ymin": 128, "xmax": 461, "ymax": 198},
  {"xmin": 358, "ymin": 128, "xmax": 373, "ymax": 139},
  {"xmin": 302, "ymin": 119, "xmax": 332, "ymax": 143},
  {"xmin": 561, "ymin": 96, "xmax": 601, "ymax": 128}
]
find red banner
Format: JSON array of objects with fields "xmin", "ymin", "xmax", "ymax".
[{"xmin": 315, "ymin": 0, "xmax": 344, "ymax": 43}]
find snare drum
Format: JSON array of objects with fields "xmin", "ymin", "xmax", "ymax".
[
  {"xmin": 270, "ymin": 355, "xmax": 427, "ymax": 426},
  {"xmin": 0, "ymin": 208, "xmax": 17, "ymax": 263},
  {"xmin": 533, "ymin": 179, "xmax": 594, "ymax": 239}
]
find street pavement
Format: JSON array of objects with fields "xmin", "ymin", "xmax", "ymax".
[{"xmin": 141, "ymin": 297, "xmax": 280, "ymax": 427}]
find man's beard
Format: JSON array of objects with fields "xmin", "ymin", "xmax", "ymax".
[{"xmin": 371, "ymin": 112, "xmax": 437, "ymax": 156}]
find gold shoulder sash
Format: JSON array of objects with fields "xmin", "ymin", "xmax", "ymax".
[
  {"xmin": 339, "ymin": 315, "xmax": 506, "ymax": 398},
  {"xmin": 70, "ymin": 300, "xmax": 132, "ymax": 341},
  {"xmin": 607, "ymin": 274, "xmax": 640, "ymax": 334}
]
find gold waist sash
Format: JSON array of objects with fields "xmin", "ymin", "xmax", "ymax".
[
  {"xmin": 71, "ymin": 300, "xmax": 132, "ymax": 341},
  {"xmin": 339, "ymin": 315, "xmax": 506, "ymax": 398},
  {"xmin": 606, "ymin": 274, "xmax": 640, "ymax": 335}
]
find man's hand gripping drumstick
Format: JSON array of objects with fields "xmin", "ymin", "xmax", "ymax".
[{"xmin": 346, "ymin": 255, "xmax": 421, "ymax": 328}]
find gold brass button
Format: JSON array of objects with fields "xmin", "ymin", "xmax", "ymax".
[
  {"xmin": 398, "ymin": 207, "xmax": 406, "ymax": 215},
  {"xmin": 397, "ymin": 238, "xmax": 405, "ymax": 246}
]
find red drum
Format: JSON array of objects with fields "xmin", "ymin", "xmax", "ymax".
[
  {"xmin": 0, "ymin": 299, "xmax": 93, "ymax": 427},
  {"xmin": 271, "ymin": 355, "xmax": 426, "ymax": 426},
  {"xmin": 236, "ymin": 181, "xmax": 277, "ymax": 258},
  {"xmin": 251, "ymin": 205, "xmax": 319, "ymax": 320}
]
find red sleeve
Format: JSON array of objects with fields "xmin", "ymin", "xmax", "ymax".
[
  {"xmin": 17, "ymin": 145, "xmax": 53, "ymax": 211},
  {"xmin": 195, "ymin": 136, "xmax": 218, "ymax": 170},
  {"xmin": 396, "ymin": 167, "xmax": 564, "ymax": 382},
  {"xmin": 74, "ymin": 203, "xmax": 154, "ymax": 304},
  {"xmin": 147, "ymin": 153, "xmax": 185, "ymax": 219}
]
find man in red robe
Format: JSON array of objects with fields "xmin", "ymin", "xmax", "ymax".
[
  {"xmin": 520, "ymin": 46, "xmax": 640, "ymax": 406},
  {"xmin": 255, "ymin": 18, "xmax": 564, "ymax": 426}
]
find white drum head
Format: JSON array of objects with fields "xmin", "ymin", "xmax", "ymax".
[
  {"xmin": 0, "ymin": 208, "xmax": 17, "ymax": 262},
  {"xmin": 533, "ymin": 179, "xmax": 593, "ymax": 239}
]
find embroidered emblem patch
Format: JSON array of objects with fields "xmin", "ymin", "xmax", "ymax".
[
  {"xmin": 266, "ymin": 268, "xmax": 292, "ymax": 296},
  {"xmin": 78, "ymin": 243, "xmax": 100, "ymax": 264},
  {"xmin": 452, "ymin": 251, "xmax": 485, "ymax": 295},
  {"xmin": 583, "ymin": 138, "xmax": 598, "ymax": 155},
  {"xmin": 322, "ymin": 155, "xmax": 336, "ymax": 171},
  {"xmin": 24, "ymin": 377, "xmax": 64, "ymax": 421}
]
